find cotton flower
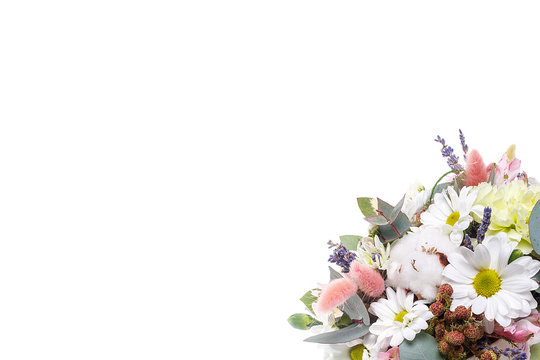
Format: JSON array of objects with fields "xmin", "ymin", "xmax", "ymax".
[
  {"xmin": 386, "ymin": 228, "xmax": 458, "ymax": 301},
  {"xmin": 442, "ymin": 233, "xmax": 540, "ymax": 327},
  {"xmin": 356, "ymin": 236, "xmax": 391, "ymax": 270},
  {"xmin": 420, "ymin": 186, "xmax": 484, "ymax": 245},
  {"xmin": 369, "ymin": 287, "xmax": 433, "ymax": 348},
  {"xmin": 474, "ymin": 181, "xmax": 540, "ymax": 254},
  {"xmin": 401, "ymin": 183, "xmax": 430, "ymax": 221}
]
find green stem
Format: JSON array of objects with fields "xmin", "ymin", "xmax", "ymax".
[{"xmin": 429, "ymin": 170, "xmax": 460, "ymax": 203}]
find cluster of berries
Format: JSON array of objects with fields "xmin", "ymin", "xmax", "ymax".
[{"xmin": 428, "ymin": 284, "xmax": 492, "ymax": 360}]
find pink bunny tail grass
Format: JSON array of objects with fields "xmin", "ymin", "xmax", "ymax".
[
  {"xmin": 464, "ymin": 149, "xmax": 488, "ymax": 186},
  {"xmin": 314, "ymin": 278, "xmax": 357, "ymax": 315},
  {"xmin": 346, "ymin": 261, "xmax": 385, "ymax": 298}
]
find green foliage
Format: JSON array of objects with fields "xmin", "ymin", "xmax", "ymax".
[
  {"xmin": 399, "ymin": 333, "xmax": 444, "ymax": 360},
  {"xmin": 327, "ymin": 267, "xmax": 369, "ymax": 325},
  {"xmin": 287, "ymin": 313, "xmax": 322, "ymax": 330},
  {"xmin": 357, "ymin": 197, "xmax": 377, "ymax": 217},
  {"xmin": 339, "ymin": 235, "xmax": 362, "ymax": 251},
  {"xmin": 529, "ymin": 200, "xmax": 540, "ymax": 254},
  {"xmin": 300, "ymin": 289, "xmax": 319, "ymax": 314},
  {"xmin": 303, "ymin": 323, "xmax": 369, "ymax": 344}
]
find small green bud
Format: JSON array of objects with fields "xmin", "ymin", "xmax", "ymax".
[
  {"xmin": 287, "ymin": 313, "xmax": 321, "ymax": 330},
  {"xmin": 509, "ymin": 249, "xmax": 523, "ymax": 263},
  {"xmin": 349, "ymin": 345, "xmax": 366, "ymax": 360}
]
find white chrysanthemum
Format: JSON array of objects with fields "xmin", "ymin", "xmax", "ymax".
[
  {"xmin": 320, "ymin": 334, "xmax": 379, "ymax": 360},
  {"xmin": 369, "ymin": 287, "xmax": 433, "ymax": 348},
  {"xmin": 442, "ymin": 233, "xmax": 540, "ymax": 327},
  {"xmin": 386, "ymin": 228, "xmax": 458, "ymax": 301},
  {"xmin": 356, "ymin": 236, "xmax": 391, "ymax": 270},
  {"xmin": 402, "ymin": 182, "xmax": 430, "ymax": 221},
  {"xmin": 420, "ymin": 186, "xmax": 484, "ymax": 245}
]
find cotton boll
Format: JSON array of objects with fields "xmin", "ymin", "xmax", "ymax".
[{"xmin": 386, "ymin": 228, "xmax": 458, "ymax": 301}]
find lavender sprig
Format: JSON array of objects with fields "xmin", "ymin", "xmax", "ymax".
[
  {"xmin": 434, "ymin": 135, "xmax": 464, "ymax": 170},
  {"xmin": 328, "ymin": 241, "xmax": 357, "ymax": 273},
  {"xmin": 459, "ymin": 129, "xmax": 469, "ymax": 159},
  {"xmin": 476, "ymin": 207, "xmax": 492, "ymax": 244},
  {"xmin": 462, "ymin": 234, "xmax": 473, "ymax": 250}
]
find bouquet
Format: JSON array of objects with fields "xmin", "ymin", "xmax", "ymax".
[{"xmin": 288, "ymin": 130, "xmax": 540, "ymax": 360}]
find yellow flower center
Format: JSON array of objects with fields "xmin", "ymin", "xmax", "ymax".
[
  {"xmin": 394, "ymin": 310, "xmax": 408, "ymax": 323},
  {"xmin": 446, "ymin": 211, "xmax": 460, "ymax": 226},
  {"xmin": 473, "ymin": 269, "xmax": 501, "ymax": 298},
  {"xmin": 349, "ymin": 345, "xmax": 366, "ymax": 360}
]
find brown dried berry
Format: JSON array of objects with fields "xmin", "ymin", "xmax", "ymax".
[
  {"xmin": 454, "ymin": 305, "xmax": 469, "ymax": 321},
  {"xmin": 438, "ymin": 283, "xmax": 453, "ymax": 297},
  {"xmin": 444, "ymin": 310, "xmax": 457, "ymax": 324},
  {"xmin": 430, "ymin": 301, "xmax": 445, "ymax": 317},
  {"xmin": 435, "ymin": 323, "xmax": 446, "ymax": 341},
  {"xmin": 480, "ymin": 350, "xmax": 497, "ymax": 360},
  {"xmin": 437, "ymin": 340, "xmax": 451, "ymax": 355},
  {"xmin": 463, "ymin": 323, "xmax": 484, "ymax": 341},
  {"xmin": 444, "ymin": 330, "xmax": 465, "ymax": 346}
]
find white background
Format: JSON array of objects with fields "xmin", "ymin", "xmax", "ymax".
[{"xmin": 1, "ymin": 1, "xmax": 540, "ymax": 359}]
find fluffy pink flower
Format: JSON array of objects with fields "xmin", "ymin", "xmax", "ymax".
[
  {"xmin": 378, "ymin": 347, "xmax": 400, "ymax": 360},
  {"xmin": 464, "ymin": 149, "xmax": 488, "ymax": 186},
  {"xmin": 314, "ymin": 278, "xmax": 357, "ymax": 315},
  {"xmin": 487, "ymin": 153, "xmax": 521, "ymax": 185},
  {"xmin": 346, "ymin": 261, "xmax": 385, "ymax": 298},
  {"xmin": 494, "ymin": 310, "xmax": 540, "ymax": 343}
]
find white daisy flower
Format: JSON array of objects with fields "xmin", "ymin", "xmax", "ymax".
[
  {"xmin": 402, "ymin": 182, "xmax": 430, "ymax": 221},
  {"xmin": 356, "ymin": 236, "xmax": 391, "ymax": 270},
  {"xmin": 368, "ymin": 287, "xmax": 433, "ymax": 348},
  {"xmin": 420, "ymin": 186, "xmax": 484, "ymax": 245},
  {"xmin": 442, "ymin": 233, "xmax": 540, "ymax": 327},
  {"xmin": 320, "ymin": 334, "xmax": 379, "ymax": 360}
]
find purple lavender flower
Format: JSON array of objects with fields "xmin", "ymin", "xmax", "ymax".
[
  {"xmin": 476, "ymin": 207, "xmax": 492, "ymax": 244},
  {"xmin": 459, "ymin": 129, "xmax": 469, "ymax": 159},
  {"xmin": 328, "ymin": 240, "xmax": 357, "ymax": 273},
  {"xmin": 462, "ymin": 234, "xmax": 473, "ymax": 250},
  {"xmin": 435, "ymin": 135, "xmax": 464, "ymax": 170}
]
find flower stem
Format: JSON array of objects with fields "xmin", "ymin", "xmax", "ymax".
[{"xmin": 429, "ymin": 170, "xmax": 460, "ymax": 203}]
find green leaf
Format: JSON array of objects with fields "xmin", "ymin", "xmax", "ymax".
[
  {"xmin": 432, "ymin": 182, "xmax": 452, "ymax": 197},
  {"xmin": 340, "ymin": 235, "xmax": 362, "ymax": 251},
  {"xmin": 534, "ymin": 271, "xmax": 540, "ymax": 294},
  {"xmin": 488, "ymin": 164, "xmax": 496, "ymax": 185},
  {"xmin": 287, "ymin": 313, "xmax": 322, "ymax": 330},
  {"xmin": 300, "ymin": 289, "xmax": 319, "ymax": 314},
  {"xmin": 399, "ymin": 333, "xmax": 444, "ymax": 360},
  {"xmin": 327, "ymin": 267, "xmax": 370, "ymax": 325},
  {"xmin": 376, "ymin": 198, "xmax": 411, "ymax": 241},
  {"xmin": 342, "ymin": 293, "xmax": 370, "ymax": 325},
  {"xmin": 531, "ymin": 343, "xmax": 540, "ymax": 359},
  {"xmin": 303, "ymin": 323, "xmax": 369, "ymax": 344},
  {"xmin": 357, "ymin": 197, "xmax": 377, "ymax": 217},
  {"xmin": 364, "ymin": 215, "xmax": 389, "ymax": 226},
  {"xmin": 529, "ymin": 200, "xmax": 540, "ymax": 254},
  {"xmin": 389, "ymin": 194, "xmax": 406, "ymax": 222}
]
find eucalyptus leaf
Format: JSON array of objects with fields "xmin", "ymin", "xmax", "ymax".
[
  {"xmin": 535, "ymin": 271, "xmax": 540, "ymax": 294},
  {"xmin": 432, "ymin": 181, "xmax": 452, "ymax": 197},
  {"xmin": 339, "ymin": 235, "xmax": 362, "ymax": 251},
  {"xmin": 342, "ymin": 293, "xmax": 370, "ymax": 325},
  {"xmin": 329, "ymin": 266, "xmax": 342, "ymax": 281},
  {"xmin": 375, "ymin": 198, "xmax": 411, "ymax": 241},
  {"xmin": 364, "ymin": 215, "xmax": 389, "ymax": 226},
  {"xmin": 399, "ymin": 333, "xmax": 444, "ymax": 360},
  {"xmin": 529, "ymin": 200, "xmax": 540, "ymax": 254},
  {"xmin": 357, "ymin": 197, "xmax": 377, "ymax": 217},
  {"xmin": 488, "ymin": 164, "xmax": 496, "ymax": 185},
  {"xmin": 304, "ymin": 323, "xmax": 369, "ymax": 344},
  {"xmin": 389, "ymin": 194, "xmax": 406, "ymax": 223}
]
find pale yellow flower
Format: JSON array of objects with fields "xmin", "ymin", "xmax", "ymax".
[{"xmin": 474, "ymin": 180, "xmax": 540, "ymax": 253}]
